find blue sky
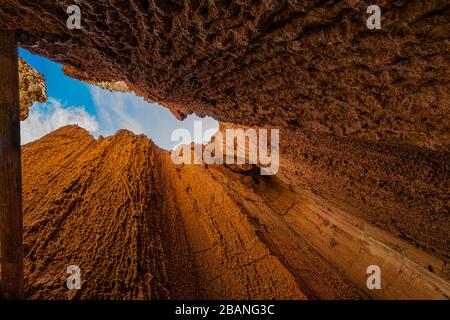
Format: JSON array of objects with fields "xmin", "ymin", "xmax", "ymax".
[{"xmin": 19, "ymin": 49, "xmax": 218, "ymax": 149}]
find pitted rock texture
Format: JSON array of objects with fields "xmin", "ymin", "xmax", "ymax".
[
  {"xmin": 62, "ymin": 65, "xmax": 130, "ymax": 93},
  {"xmin": 22, "ymin": 126, "xmax": 303, "ymax": 300},
  {"xmin": 18, "ymin": 57, "xmax": 47, "ymax": 120},
  {"xmin": 0, "ymin": 0, "xmax": 449, "ymax": 148},
  {"xmin": 2, "ymin": 0, "xmax": 449, "ymax": 300},
  {"xmin": 21, "ymin": 126, "xmax": 450, "ymax": 299},
  {"xmin": 208, "ymin": 122, "xmax": 450, "ymax": 264},
  {"xmin": 85, "ymin": 80, "xmax": 129, "ymax": 93}
]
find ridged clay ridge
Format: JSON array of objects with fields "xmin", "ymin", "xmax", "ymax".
[{"xmin": 21, "ymin": 126, "xmax": 450, "ymax": 300}]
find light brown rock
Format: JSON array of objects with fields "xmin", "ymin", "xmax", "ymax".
[{"xmin": 18, "ymin": 57, "xmax": 47, "ymax": 120}]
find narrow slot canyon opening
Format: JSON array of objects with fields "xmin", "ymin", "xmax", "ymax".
[
  {"xmin": 19, "ymin": 49, "xmax": 219, "ymax": 150},
  {"xmin": 13, "ymin": 45, "xmax": 450, "ymax": 301},
  {"xmin": 1, "ymin": 0, "xmax": 448, "ymax": 301}
]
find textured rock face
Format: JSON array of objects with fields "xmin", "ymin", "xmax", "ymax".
[
  {"xmin": 218, "ymin": 122, "xmax": 450, "ymax": 263},
  {"xmin": 18, "ymin": 57, "xmax": 47, "ymax": 120},
  {"xmin": 0, "ymin": 0, "xmax": 449, "ymax": 148},
  {"xmin": 84, "ymin": 80, "xmax": 129, "ymax": 93},
  {"xmin": 21, "ymin": 126, "xmax": 449, "ymax": 299},
  {"xmin": 62, "ymin": 64, "xmax": 130, "ymax": 93},
  {"xmin": 2, "ymin": 0, "xmax": 448, "ymax": 300},
  {"xmin": 21, "ymin": 126, "xmax": 303, "ymax": 300}
]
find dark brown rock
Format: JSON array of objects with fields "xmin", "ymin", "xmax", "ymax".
[{"xmin": 0, "ymin": 0, "xmax": 448, "ymax": 148}]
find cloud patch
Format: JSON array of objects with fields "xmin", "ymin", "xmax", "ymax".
[
  {"xmin": 20, "ymin": 88, "xmax": 219, "ymax": 150},
  {"xmin": 21, "ymin": 98, "xmax": 99, "ymax": 145},
  {"xmin": 90, "ymin": 87, "xmax": 218, "ymax": 150}
]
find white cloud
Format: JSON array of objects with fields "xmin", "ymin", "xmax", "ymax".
[
  {"xmin": 21, "ymin": 98, "xmax": 99, "ymax": 145},
  {"xmin": 90, "ymin": 86, "xmax": 218, "ymax": 150},
  {"xmin": 20, "ymin": 88, "xmax": 219, "ymax": 150}
]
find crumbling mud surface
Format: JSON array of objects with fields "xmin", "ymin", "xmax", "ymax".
[
  {"xmin": 18, "ymin": 57, "xmax": 47, "ymax": 120},
  {"xmin": 3, "ymin": 0, "xmax": 449, "ymax": 300},
  {"xmin": 278, "ymin": 129, "xmax": 450, "ymax": 263},
  {"xmin": 62, "ymin": 64, "xmax": 130, "ymax": 93},
  {"xmin": 21, "ymin": 127, "xmax": 449, "ymax": 299},
  {"xmin": 219, "ymin": 122, "xmax": 450, "ymax": 264},
  {"xmin": 0, "ymin": 0, "xmax": 449, "ymax": 149},
  {"xmin": 21, "ymin": 126, "xmax": 303, "ymax": 299}
]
